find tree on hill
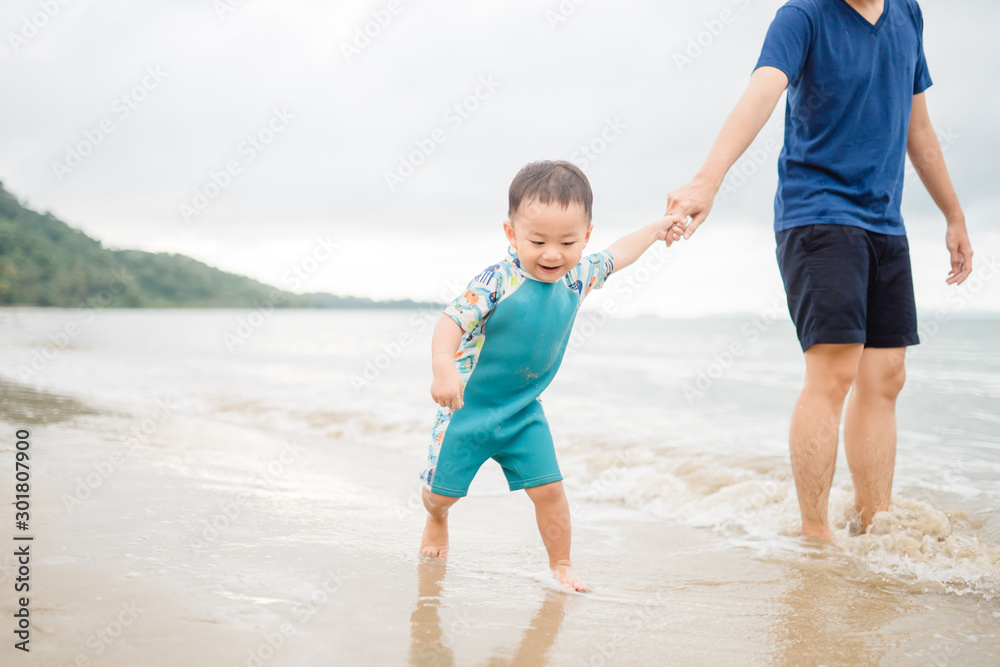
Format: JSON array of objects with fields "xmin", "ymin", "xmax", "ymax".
[
  {"xmin": 0, "ymin": 186, "xmax": 437, "ymax": 309},
  {"xmin": 0, "ymin": 190, "xmax": 306, "ymax": 308}
]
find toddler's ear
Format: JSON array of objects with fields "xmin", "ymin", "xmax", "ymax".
[
  {"xmin": 584, "ymin": 223, "xmax": 594, "ymax": 245},
  {"xmin": 503, "ymin": 220, "xmax": 517, "ymax": 248}
]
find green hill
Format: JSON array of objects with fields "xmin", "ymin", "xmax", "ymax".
[{"xmin": 0, "ymin": 184, "xmax": 432, "ymax": 309}]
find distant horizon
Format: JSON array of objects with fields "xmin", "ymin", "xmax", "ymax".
[
  {"xmin": 5, "ymin": 303, "xmax": 1000, "ymax": 321},
  {"xmin": 5, "ymin": 180, "xmax": 998, "ymax": 317}
]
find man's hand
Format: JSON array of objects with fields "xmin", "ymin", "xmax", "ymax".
[
  {"xmin": 666, "ymin": 175, "xmax": 719, "ymax": 241},
  {"xmin": 907, "ymin": 93, "xmax": 973, "ymax": 286},
  {"xmin": 664, "ymin": 66, "xmax": 788, "ymax": 243},
  {"xmin": 430, "ymin": 365, "xmax": 464, "ymax": 411},
  {"xmin": 945, "ymin": 220, "xmax": 973, "ymax": 285}
]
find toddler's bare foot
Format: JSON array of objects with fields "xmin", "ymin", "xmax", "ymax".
[
  {"xmin": 552, "ymin": 563, "xmax": 586, "ymax": 592},
  {"xmin": 419, "ymin": 514, "xmax": 449, "ymax": 559}
]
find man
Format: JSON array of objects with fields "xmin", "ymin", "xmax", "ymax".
[{"xmin": 667, "ymin": 0, "xmax": 973, "ymax": 541}]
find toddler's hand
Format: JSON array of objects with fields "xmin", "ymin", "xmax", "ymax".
[
  {"xmin": 431, "ymin": 368, "xmax": 465, "ymax": 410},
  {"xmin": 654, "ymin": 214, "xmax": 686, "ymax": 244}
]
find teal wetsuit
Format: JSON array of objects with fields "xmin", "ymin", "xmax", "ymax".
[{"xmin": 421, "ymin": 248, "xmax": 614, "ymax": 497}]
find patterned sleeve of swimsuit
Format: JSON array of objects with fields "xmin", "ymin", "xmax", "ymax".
[
  {"xmin": 565, "ymin": 250, "xmax": 615, "ymax": 298},
  {"xmin": 442, "ymin": 261, "xmax": 511, "ymax": 331}
]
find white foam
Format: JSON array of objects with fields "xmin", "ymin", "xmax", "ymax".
[
  {"xmin": 562, "ymin": 446, "xmax": 1000, "ymax": 599},
  {"xmin": 837, "ymin": 497, "xmax": 1000, "ymax": 598}
]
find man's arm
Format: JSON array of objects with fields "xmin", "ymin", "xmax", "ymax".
[
  {"xmin": 606, "ymin": 215, "xmax": 684, "ymax": 273},
  {"xmin": 667, "ymin": 66, "xmax": 788, "ymax": 240},
  {"xmin": 907, "ymin": 92, "xmax": 973, "ymax": 285}
]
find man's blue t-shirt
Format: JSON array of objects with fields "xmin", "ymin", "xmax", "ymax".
[{"xmin": 755, "ymin": 0, "xmax": 933, "ymax": 236}]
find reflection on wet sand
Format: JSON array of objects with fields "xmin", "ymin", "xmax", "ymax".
[
  {"xmin": 768, "ymin": 545, "xmax": 915, "ymax": 666},
  {"xmin": 505, "ymin": 590, "xmax": 567, "ymax": 666},
  {"xmin": 409, "ymin": 559, "xmax": 567, "ymax": 666},
  {"xmin": 410, "ymin": 559, "xmax": 455, "ymax": 666}
]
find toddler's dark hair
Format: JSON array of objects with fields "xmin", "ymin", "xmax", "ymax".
[{"xmin": 508, "ymin": 160, "xmax": 593, "ymax": 223}]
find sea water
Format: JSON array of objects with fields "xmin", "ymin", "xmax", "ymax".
[{"xmin": 1, "ymin": 308, "xmax": 998, "ymax": 603}]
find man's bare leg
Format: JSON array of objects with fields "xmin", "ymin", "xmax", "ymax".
[
  {"xmin": 420, "ymin": 488, "xmax": 460, "ymax": 559},
  {"xmin": 524, "ymin": 481, "xmax": 586, "ymax": 592},
  {"xmin": 790, "ymin": 343, "xmax": 864, "ymax": 541},
  {"xmin": 844, "ymin": 347, "xmax": 906, "ymax": 533}
]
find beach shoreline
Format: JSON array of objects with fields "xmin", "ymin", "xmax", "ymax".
[{"xmin": 1, "ymin": 379, "xmax": 998, "ymax": 665}]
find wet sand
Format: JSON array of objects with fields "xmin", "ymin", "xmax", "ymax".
[{"xmin": 0, "ymin": 382, "xmax": 997, "ymax": 666}]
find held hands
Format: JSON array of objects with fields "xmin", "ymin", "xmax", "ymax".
[
  {"xmin": 430, "ymin": 363, "xmax": 464, "ymax": 411},
  {"xmin": 665, "ymin": 175, "xmax": 720, "ymax": 243},
  {"xmin": 654, "ymin": 214, "xmax": 687, "ymax": 244}
]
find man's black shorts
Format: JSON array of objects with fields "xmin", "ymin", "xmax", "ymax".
[{"xmin": 775, "ymin": 224, "xmax": 919, "ymax": 352}]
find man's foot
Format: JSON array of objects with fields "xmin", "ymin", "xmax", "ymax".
[
  {"xmin": 419, "ymin": 514, "xmax": 449, "ymax": 559},
  {"xmin": 801, "ymin": 524, "xmax": 836, "ymax": 543},
  {"xmin": 552, "ymin": 564, "xmax": 586, "ymax": 592}
]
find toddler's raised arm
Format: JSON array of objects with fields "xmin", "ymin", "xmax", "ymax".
[{"xmin": 606, "ymin": 214, "xmax": 685, "ymax": 274}]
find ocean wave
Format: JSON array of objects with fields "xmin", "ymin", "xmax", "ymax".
[{"xmin": 560, "ymin": 443, "xmax": 1000, "ymax": 599}]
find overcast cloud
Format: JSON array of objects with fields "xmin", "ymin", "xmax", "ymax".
[{"xmin": 1, "ymin": 0, "xmax": 997, "ymax": 316}]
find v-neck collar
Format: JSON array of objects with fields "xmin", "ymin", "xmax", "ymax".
[{"xmin": 837, "ymin": 0, "xmax": 889, "ymax": 32}]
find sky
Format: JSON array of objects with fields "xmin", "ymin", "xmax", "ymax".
[{"xmin": 1, "ymin": 0, "xmax": 998, "ymax": 317}]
